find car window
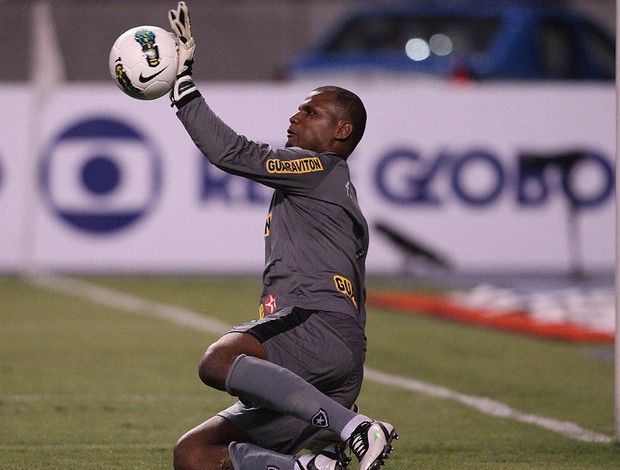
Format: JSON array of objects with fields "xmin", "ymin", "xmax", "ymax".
[
  {"xmin": 325, "ymin": 14, "xmax": 501, "ymax": 59},
  {"xmin": 535, "ymin": 20, "xmax": 579, "ymax": 78},
  {"xmin": 579, "ymin": 24, "xmax": 615, "ymax": 79}
]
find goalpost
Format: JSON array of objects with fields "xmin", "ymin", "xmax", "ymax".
[{"xmin": 608, "ymin": 0, "xmax": 620, "ymax": 444}]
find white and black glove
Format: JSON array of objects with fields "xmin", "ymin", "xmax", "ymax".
[{"xmin": 168, "ymin": 1, "xmax": 201, "ymax": 108}]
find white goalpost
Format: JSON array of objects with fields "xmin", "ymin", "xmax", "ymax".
[{"xmin": 614, "ymin": 0, "xmax": 620, "ymax": 443}]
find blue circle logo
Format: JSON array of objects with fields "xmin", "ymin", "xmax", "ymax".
[{"xmin": 40, "ymin": 117, "xmax": 162, "ymax": 233}]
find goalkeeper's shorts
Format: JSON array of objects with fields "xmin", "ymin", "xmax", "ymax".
[{"xmin": 218, "ymin": 307, "xmax": 365, "ymax": 454}]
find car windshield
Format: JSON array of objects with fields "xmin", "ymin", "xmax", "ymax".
[{"xmin": 326, "ymin": 14, "xmax": 501, "ymax": 60}]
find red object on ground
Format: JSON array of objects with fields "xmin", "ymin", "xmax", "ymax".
[{"xmin": 367, "ymin": 291, "xmax": 614, "ymax": 344}]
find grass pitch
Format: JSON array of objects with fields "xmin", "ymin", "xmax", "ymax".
[{"xmin": 0, "ymin": 275, "xmax": 618, "ymax": 469}]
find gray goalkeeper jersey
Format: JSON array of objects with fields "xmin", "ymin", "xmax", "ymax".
[{"xmin": 177, "ymin": 97, "xmax": 369, "ymax": 329}]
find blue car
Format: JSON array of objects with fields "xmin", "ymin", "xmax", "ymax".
[{"xmin": 279, "ymin": 2, "xmax": 615, "ymax": 81}]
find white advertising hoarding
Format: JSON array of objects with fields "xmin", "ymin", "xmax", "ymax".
[{"xmin": 0, "ymin": 82, "xmax": 614, "ymax": 274}]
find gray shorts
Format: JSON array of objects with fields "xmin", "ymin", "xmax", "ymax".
[{"xmin": 218, "ymin": 307, "xmax": 365, "ymax": 454}]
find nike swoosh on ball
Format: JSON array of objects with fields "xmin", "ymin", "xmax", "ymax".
[{"xmin": 138, "ymin": 66, "xmax": 169, "ymax": 83}]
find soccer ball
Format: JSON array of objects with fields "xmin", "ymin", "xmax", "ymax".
[{"xmin": 109, "ymin": 26, "xmax": 178, "ymax": 100}]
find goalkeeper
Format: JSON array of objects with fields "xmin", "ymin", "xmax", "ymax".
[{"xmin": 167, "ymin": 3, "xmax": 397, "ymax": 470}]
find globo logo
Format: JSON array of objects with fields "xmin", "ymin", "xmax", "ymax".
[
  {"xmin": 374, "ymin": 147, "xmax": 613, "ymax": 208},
  {"xmin": 40, "ymin": 117, "xmax": 162, "ymax": 233}
]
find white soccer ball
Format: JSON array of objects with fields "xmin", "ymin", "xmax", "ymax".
[{"xmin": 109, "ymin": 26, "xmax": 178, "ymax": 100}]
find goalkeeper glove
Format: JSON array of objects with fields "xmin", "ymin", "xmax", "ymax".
[{"xmin": 168, "ymin": 1, "xmax": 201, "ymax": 108}]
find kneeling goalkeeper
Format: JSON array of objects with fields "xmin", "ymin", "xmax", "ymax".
[{"xmin": 167, "ymin": 3, "xmax": 397, "ymax": 470}]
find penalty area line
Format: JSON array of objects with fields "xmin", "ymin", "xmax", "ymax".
[{"xmin": 27, "ymin": 274, "xmax": 613, "ymax": 444}]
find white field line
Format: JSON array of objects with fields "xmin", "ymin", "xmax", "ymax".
[
  {"xmin": 28, "ymin": 274, "xmax": 231, "ymax": 335},
  {"xmin": 364, "ymin": 369, "xmax": 612, "ymax": 443},
  {"xmin": 27, "ymin": 274, "xmax": 613, "ymax": 444}
]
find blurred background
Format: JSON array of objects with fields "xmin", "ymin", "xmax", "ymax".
[
  {"xmin": 0, "ymin": 0, "xmax": 616, "ymax": 334},
  {"xmin": 0, "ymin": 0, "xmax": 615, "ymax": 82}
]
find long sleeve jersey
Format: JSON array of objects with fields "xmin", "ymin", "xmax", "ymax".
[{"xmin": 177, "ymin": 97, "xmax": 369, "ymax": 329}]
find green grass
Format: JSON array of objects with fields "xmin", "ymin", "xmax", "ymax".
[{"xmin": 0, "ymin": 275, "xmax": 618, "ymax": 469}]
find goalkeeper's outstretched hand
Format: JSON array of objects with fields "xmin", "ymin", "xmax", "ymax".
[{"xmin": 168, "ymin": 1, "xmax": 200, "ymax": 108}]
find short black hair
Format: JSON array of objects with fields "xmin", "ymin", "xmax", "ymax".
[{"xmin": 314, "ymin": 86, "xmax": 367, "ymax": 153}]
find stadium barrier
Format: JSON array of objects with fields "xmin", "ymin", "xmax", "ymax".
[{"xmin": 0, "ymin": 82, "xmax": 614, "ymax": 274}]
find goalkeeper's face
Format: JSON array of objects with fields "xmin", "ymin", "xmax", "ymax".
[{"xmin": 286, "ymin": 91, "xmax": 349, "ymax": 156}]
